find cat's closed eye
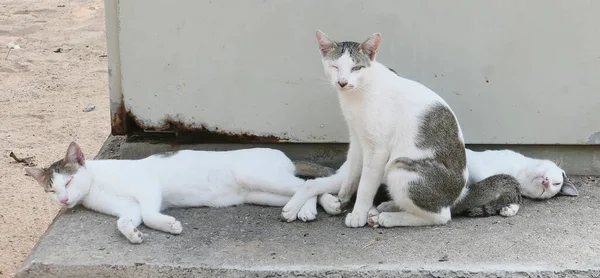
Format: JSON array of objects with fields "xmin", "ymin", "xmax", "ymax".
[
  {"xmin": 352, "ymin": 66, "xmax": 365, "ymax": 71},
  {"xmin": 553, "ymin": 182, "xmax": 561, "ymax": 186},
  {"xmin": 330, "ymin": 65, "xmax": 338, "ymax": 70}
]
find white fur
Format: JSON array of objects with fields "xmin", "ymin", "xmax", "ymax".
[
  {"xmin": 466, "ymin": 148, "xmax": 572, "ymax": 199},
  {"xmin": 282, "ymin": 31, "xmax": 468, "ymax": 228},
  {"xmin": 500, "ymin": 204, "xmax": 520, "ymax": 217},
  {"xmin": 27, "ymin": 143, "xmax": 338, "ymax": 243}
]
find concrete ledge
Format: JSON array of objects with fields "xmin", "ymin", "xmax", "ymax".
[{"xmin": 17, "ymin": 136, "xmax": 600, "ymax": 277}]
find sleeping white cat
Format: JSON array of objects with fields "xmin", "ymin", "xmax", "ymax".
[
  {"xmin": 466, "ymin": 148, "xmax": 578, "ymax": 199},
  {"xmin": 25, "ymin": 142, "xmax": 340, "ymax": 243}
]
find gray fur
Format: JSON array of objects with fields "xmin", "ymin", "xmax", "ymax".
[
  {"xmin": 293, "ymin": 161, "xmax": 336, "ymax": 179},
  {"xmin": 451, "ymin": 174, "xmax": 522, "ymax": 217},
  {"xmin": 322, "ymin": 41, "xmax": 372, "ymax": 67},
  {"xmin": 37, "ymin": 159, "xmax": 79, "ymax": 191},
  {"xmin": 156, "ymin": 150, "xmax": 179, "ymax": 158},
  {"xmin": 398, "ymin": 103, "xmax": 467, "ymax": 213}
]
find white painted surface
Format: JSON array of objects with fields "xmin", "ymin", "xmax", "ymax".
[{"xmin": 110, "ymin": 0, "xmax": 600, "ymax": 144}]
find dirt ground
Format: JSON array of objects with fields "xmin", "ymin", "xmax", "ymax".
[{"xmin": 0, "ymin": 0, "xmax": 109, "ymax": 276}]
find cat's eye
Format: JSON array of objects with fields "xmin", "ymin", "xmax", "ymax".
[
  {"xmin": 65, "ymin": 177, "xmax": 73, "ymax": 188},
  {"xmin": 352, "ymin": 66, "xmax": 365, "ymax": 71},
  {"xmin": 330, "ymin": 65, "xmax": 338, "ymax": 70},
  {"xmin": 47, "ymin": 190, "xmax": 55, "ymax": 193},
  {"xmin": 553, "ymin": 182, "xmax": 561, "ymax": 186}
]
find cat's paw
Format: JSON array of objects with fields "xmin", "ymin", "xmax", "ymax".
[
  {"xmin": 500, "ymin": 204, "xmax": 520, "ymax": 217},
  {"xmin": 297, "ymin": 202, "xmax": 317, "ymax": 222},
  {"xmin": 320, "ymin": 194, "xmax": 342, "ymax": 215},
  {"xmin": 281, "ymin": 205, "xmax": 298, "ymax": 222},
  {"xmin": 282, "ymin": 195, "xmax": 306, "ymax": 222},
  {"xmin": 367, "ymin": 207, "xmax": 380, "ymax": 228},
  {"xmin": 117, "ymin": 218, "xmax": 144, "ymax": 244},
  {"xmin": 345, "ymin": 211, "xmax": 368, "ymax": 228},
  {"xmin": 129, "ymin": 228, "xmax": 144, "ymax": 244},
  {"xmin": 168, "ymin": 220, "xmax": 183, "ymax": 234}
]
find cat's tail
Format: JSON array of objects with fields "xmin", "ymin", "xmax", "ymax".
[
  {"xmin": 293, "ymin": 161, "xmax": 336, "ymax": 179},
  {"xmin": 451, "ymin": 174, "xmax": 523, "ymax": 217}
]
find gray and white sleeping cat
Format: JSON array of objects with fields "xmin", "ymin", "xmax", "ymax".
[
  {"xmin": 25, "ymin": 142, "xmax": 340, "ymax": 243},
  {"xmin": 466, "ymin": 148, "xmax": 578, "ymax": 199}
]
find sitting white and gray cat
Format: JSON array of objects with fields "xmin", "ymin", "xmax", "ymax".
[
  {"xmin": 25, "ymin": 142, "xmax": 340, "ymax": 244},
  {"xmin": 466, "ymin": 148, "xmax": 578, "ymax": 199},
  {"xmin": 282, "ymin": 30, "xmax": 522, "ymax": 228}
]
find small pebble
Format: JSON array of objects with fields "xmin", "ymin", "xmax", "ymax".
[{"xmin": 82, "ymin": 105, "xmax": 95, "ymax": 112}]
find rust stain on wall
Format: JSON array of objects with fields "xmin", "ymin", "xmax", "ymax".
[{"xmin": 111, "ymin": 101, "xmax": 289, "ymax": 143}]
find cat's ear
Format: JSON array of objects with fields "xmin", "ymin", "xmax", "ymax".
[
  {"xmin": 316, "ymin": 29, "xmax": 337, "ymax": 56},
  {"xmin": 558, "ymin": 172, "xmax": 579, "ymax": 197},
  {"xmin": 24, "ymin": 167, "xmax": 47, "ymax": 186},
  {"xmin": 65, "ymin": 141, "xmax": 85, "ymax": 166},
  {"xmin": 359, "ymin": 32, "xmax": 382, "ymax": 61}
]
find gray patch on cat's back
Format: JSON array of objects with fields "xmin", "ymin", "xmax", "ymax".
[
  {"xmin": 323, "ymin": 41, "xmax": 371, "ymax": 67},
  {"xmin": 587, "ymin": 132, "xmax": 600, "ymax": 144},
  {"xmin": 406, "ymin": 103, "xmax": 467, "ymax": 213}
]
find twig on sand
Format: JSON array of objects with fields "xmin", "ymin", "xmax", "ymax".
[{"xmin": 9, "ymin": 152, "xmax": 36, "ymax": 166}]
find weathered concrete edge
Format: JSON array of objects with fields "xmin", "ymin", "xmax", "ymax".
[{"xmin": 15, "ymin": 261, "xmax": 600, "ymax": 278}]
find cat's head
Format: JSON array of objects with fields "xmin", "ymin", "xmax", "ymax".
[
  {"xmin": 24, "ymin": 142, "xmax": 91, "ymax": 208},
  {"xmin": 522, "ymin": 160, "xmax": 578, "ymax": 199},
  {"xmin": 315, "ymin": 30, "xmax": 382, "ymax": 91}
]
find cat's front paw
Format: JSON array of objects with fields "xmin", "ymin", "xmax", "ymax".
[
  {"xmin": 281, "ymin": 205, "xmax": 298, "ymax": 222},
  {"xmin": 500, "ymin": 204, "xmax": 520, "ymax": 217},
  {"xmin": 345, "ymin": 211, "xmax": 368, "ymax": 228},
  {"xmin": 282, "ymin": 195, "xmax": 306, "ymax": 222},
  {"xmin": 320, "ymin": 194, "xmax": 342, "ymax": 215},
  {"xmin": 297, "ymin": 202, "xmax": 317, "ymax": 222},
  {"xmin": 367, "ymin": 207, "xmax": 380, "ymax": 228},
  {"xmin": 129, "ymin": 228, "xmax": 144, "ymax": 244},
  {"xmin": 117, "ymin": 218, "xmax": 144, "ymax": 244},
  {"xmin": 168, "ymin": 220, "xmax": 183, "ymax": 234}
]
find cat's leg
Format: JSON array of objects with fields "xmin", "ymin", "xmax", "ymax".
[
  {"xmin": 116, "ymin": 205, "xmax": 144, "ymax": 244},
  {"xmin": 368, "ymin": 209, "xmax": 451, "ymax": 228},
  {"xmin": 137, "ymin": 190, "xmax": 182, "ymax": 235},
  {"xmin": 345, "ymin": 149, "xmax": 388, "ymax": 228},
  {"xmin": 318, "ymin": 193, "xmax": 342, "ymax": 215},
  {"xmin": 245, "ymin": 192, "xmax": 291, "ymax": 206},
  {"xmin": 239, "ymin": 172, "xmax": 307, "ymax": 196},
  {"xmin": 281, "ymin": 172, "xmax": 343, "ymax": 222},
  {"xmin": 337, "ymin": 133, "xmax": 363, "ymax": 206},
  {"xmin": 90, "ymin": 196, "xmax": 144, "ymax": 244}
]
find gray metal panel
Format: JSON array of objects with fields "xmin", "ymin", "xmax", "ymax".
[{"xmin": 114, "ymin": 0, "xmax": 600, "ymax": 144}]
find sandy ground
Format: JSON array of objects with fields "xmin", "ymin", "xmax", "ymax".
[{"xmin": 0, "ymin": 0, "xmax": 109, "ymax": 276}]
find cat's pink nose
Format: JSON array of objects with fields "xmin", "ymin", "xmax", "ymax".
[
  {"xmin": 60, "ymin": 198, "xmax": 69, "ymax": 205},
  {"xmin": 542, "ymin": 179, "xmax": 550, "ymax": 187},
  {"xmin": 338, "ymin": 80, "xmax": 348, "ymax": 88}
]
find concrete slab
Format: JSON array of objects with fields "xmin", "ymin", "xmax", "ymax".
[{"xmin": 16, "ymin": 136, "xmax": 600, "ymax": 277}]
